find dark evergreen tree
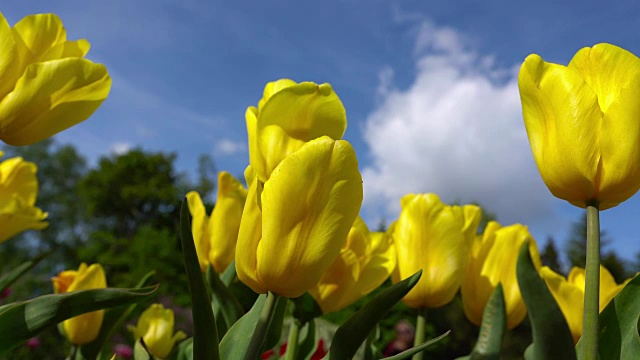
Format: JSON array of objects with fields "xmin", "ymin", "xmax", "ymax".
[{"xmin": 540, "ymin": 236, "xmax": 563, "ymax": 274}]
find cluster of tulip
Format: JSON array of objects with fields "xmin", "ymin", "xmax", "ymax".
[{"xmin": 0, "ymin": 9, "xmax": 639, "ymax": 360}]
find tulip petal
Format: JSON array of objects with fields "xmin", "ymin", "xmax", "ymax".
[
  {"xmin": 351, "ymin": 231, "xmax": 396, "ymax": 298},
  {"xmin": 208, "ymin": 172, "xmax": 246, "ymax": 273},
  {"xmin": 394, "ymin": 194, "xmax": 470, "ymax": 308},
  {"xmin": 186, "ymin": 191, "xmax": 211, "ymax": 271},
  {"xmin": 256, "ymin": 82, "xmax": 347, "ymax": 180},
  {"xmin": 540, "ymin": 267, "xmax": 584, "ymax": 343},
  {"xmin": 63, "ymin": 263, "xmax": 107, "ymax": 345},
  {"xmin": 0, "ymin": 157, "xmax": 37, "ymax": 204},
  {"xmin": 0, "ymin": 58, "xmax": 111, "ymax": 146},
  {"xmin": 257, "ymin": 137, "xmax": 363, "ymax": 298},
  {"xmin": 11, "ymin": 14, "xmax": 67, "ymax": 70},
  {"xmin": 309, "ymin": 248, "xmax": 361, "ymax": 313},
  {"xmin": 0, "ymin": 12, "xmax": 19, "ymax": 99},
  {"xmin": 519, "ymin": 54, "xmax": 602, "ymax": 206},
  {"xmin": 235, "ymin": 178, "xmax": 267, "ymax": 294}
]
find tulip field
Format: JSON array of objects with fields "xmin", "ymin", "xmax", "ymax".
[{"xmin": 1, "ymin": 9, "xmax": 640, "ymax": 360}]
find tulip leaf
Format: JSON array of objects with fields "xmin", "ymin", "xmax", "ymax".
[
  {"xmin": 220, "ymin": 260, "xmax": 237, "ymax": 287},
  {"xmin": 296, "ymin": 319, "xmax": 318, "ymax": 360},
  {"xmin": 291, "ymin": 292, "xmax": 323, "ymax": 324},
  {"xmin": 363, "ymin": 324, "xmax": 381, "ymax": 360},
  {"xmin": 383, "ymin": 331, "xmax": 451, "ymax": 360},
  {"xmin": 219, "ymin": 294, "xmax": 267, "ymax": 358},
  {"xmin": 134, "ymin": 339, "xmax": 151, "ymax": 360},
  {"xmin": 329, "ymin": 270, "xmax": 422, "ymax": 360},
  {"xmin": 0, "ymin": 285, "xmax": 157, "ymax": 354},
  {"xmin": 0, "ymin": 251, "xmax": 49, "ymax": 293},
  {"xmin": 76, "ymin": 271, "xmax": 156, "ymax": 360},
  {"xmin": 206, "ymin": 265, "xmax": 244, "ymax": 338},
  {"xmin": 575, "ymin": 274, "xmax": 640, "ymax": 360},
  {"xmin": 516, "ymin": 242, "xmax": 576, "ymax": 360},
  {"xmin": 176, "ymin": 337, "xmax": 194, "ymax": 360},
  {"xmin": 179, "ymin": 199, "xmax": 220, "ymax": 360},
  {"xmin": 262, "ymin": 295, "xmax": 289, "ymax": 352},
  {"xmin": 464, "ymin": 284, "xmax": 506, "ymax": 360}
]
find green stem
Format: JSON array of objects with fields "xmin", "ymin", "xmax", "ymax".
[
  {"xmin": 583, "ymin": 201, "xmax": 600, "ymax": 360},
  {"xmin": 66, "ymin": 345, "xmax": 77, "ymax": 360},
  {"xmin": 243, "ymin": 292, "xmax": 281, "ymax": 360},
  {"xmin": 412, "ymin": 307, "xmax": 427, "ymax": 360},
  {"xmin": 284, "ymin": 319, "xmax": 301, "ymax": 360}
]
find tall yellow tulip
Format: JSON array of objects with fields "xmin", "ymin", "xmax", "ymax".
[
  {"xmin": 128, "ymin": 303, "xmax": 187, "ymax": 359},
  {"xmin": 0, "ymin": 12, "xmax": 111, "ymax": 146},
  {"xmin": 236, "ymin": 136, "xmax": 363, "ymax": 298},
  {"xmin": 461, "ymin": 221, "xmax": 541, "ymax": 329},
  {"xmin": 51, "ymin": 263, "xmax": 107, "ymax": 345},
  {"xmin": 246, "ymin": 78, "xmax": 346, "ymax": 182},
  {"xmin": 540, "ymin": 265, "xmax": 631, "ymax": 343},
  {"xmin": 518, "ymin": 43, "xmax": 640, "ymax": 210},
  {"xmin": 186, "ymin": 171, "xmax": 247, "ymax": 273},
  {"xmin": 391, "ymin": 194, "xmax": 481, "ymax": 308},
  {"xmin": 0, "ymin": 155, "xmax": 48, "ymax": 242},
  {"xmin": 309, "ymin": 218, "xmax": 396, "ymax": 313}
]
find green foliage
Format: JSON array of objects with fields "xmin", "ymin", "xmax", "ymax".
[
  {"xmin": 460, "ymin": 284, "xmax": 506, "ymax": 360},
  {"xmin": 516, "ymin": 243, "xmax": 576, "ymax": 360}
]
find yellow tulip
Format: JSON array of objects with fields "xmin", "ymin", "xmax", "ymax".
[
  {"xmin": 0, "ymin": 155, "xmax": 48, "ymax": 242},
  {"xmin": 518, "ymin": 43, "xmax": 640, "ymax": 210},
  {"xmin": 0, "ymin": 12, "xmax": 110, "ymax": 146},
  {"xmin": 309, "ymin": 218, "xmax": 397, "ymax": 313},
  {"xmin": 461, "ymin": 221, "xmax": 542, "ymax": 329},
  {"xmin": 128, "ymin": 303, "xmax": 187, "ymax": 359},
  {"xmin": 391, "ymin": 194, "xmax": 481, "ymax": 308},
  {"xmin": 540, "ymin": 265, "xmax": 631, "ymax": 343},
  {"xmin": 246, "ymin": 78, "xmax": 346, "ymax": 182},
  {"xmin": 186, "ymin": 172, "xmax": 247, "ymax": 273},
  {"xmin": 51, "ymin": 263, "xmax": 107, "ymax": 345},
  {"xmin": 236, "ymin": 136, "xmax": 363, "ymax": 298}
]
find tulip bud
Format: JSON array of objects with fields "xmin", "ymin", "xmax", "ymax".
[
  {"xmin": 236, "ymin": 137, "xmax": 363, "ymax": 298},
  {"xmin": 128, "ymin": 304, "xmax": 187, "ymax": 358},
  {"xmin": 0, "ymin": 155, "xmax": 48, "ymax": 243},
  {"xmin": 51, "ymin": 263, "xmax": 106, "ymax": 345},
  {"xmin": 461, "ymin": 222, "xmax": 541, "ymax": 329},
  {"xmin": 391, "ymin": 194, "xmax": 481, "ymax": 308},
  {"xmin": 186, "ymin": 171, "xmax": 247, "ymax": 273},
  {"xmin": 519, "ymin": 43, "xmax": 640, "ymax": 209}
]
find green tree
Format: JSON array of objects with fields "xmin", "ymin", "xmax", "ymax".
[
  {"xmin": 540, "ymin": 236, "xmax": 563, "ymax": 274},
  {"xmin": 566, "ymin": 213, "xmax": 611, "ymax": 268}
]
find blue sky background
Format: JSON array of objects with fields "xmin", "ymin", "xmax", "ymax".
[{"xmin": 3, "ymin": 1, "xmax": 640, "ymax": 267}]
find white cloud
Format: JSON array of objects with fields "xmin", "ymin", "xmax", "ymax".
[
  {"xmin": 362, "ymin": 19, "xmax": 556, "ymax": 228},
  {"xmin": 216, "ymin": 138, "xmax": 247, "ymax": 156},
  {"xmin": 110, "ymin": 142, "xmax": 132, "ymax": 155}
]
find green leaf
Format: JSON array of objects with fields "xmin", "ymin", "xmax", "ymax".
[
  {"xmin": 133, "ymin": 339, "xmax": 151, "ymax": 360},
  {"xmin": 0, "ymin": 286, "xmax": 157, "ymax": 354},
  {"xmin": 219, "ymin": 294, "xmax": 267, "ymax": 359},
  {"xmin": 179, "ymin": 199, "xmax": 220, "ymax": 360},
  {"xmin": 575, "ymin": 274, "xmax": 640, "ymax": 360},
  {"xmin": 383, "ymin": 331, "xmax": 451, "ymax": 360},
  {"xmin": 516, "ymin": 242, "xmax": 576, "ymax": 360},
  {"xmin": 465, "ymin": 284, "xmax": 506, "ymax": 360},
  {"xmin": 262, "ymin": 295, "xmax": 288, "ymax": 352},
  {"xmin": 0, "ymin": 252, "xmax": 49, "ymax": 292},
  {"xmin": 363, "ymin": 324, "xmax": 381, "ymax": 360},
  {"xmin": 220, "ymin": 260, "xmax": 237, "ymax": 287},
  {"xmin": 206, "ymin": 265, "xmax": 244, "ymax": 338},
  {"xmin": 176, "ymin": 337, "xmax": 194, "ymax": 360},
  {"xmin": 296, "ymin": 319, "xmax": 318, "ymax": 360},
  {"xmin": 329, "ymin": 270, "xmax": 422, "ymax": 360},
  {"xmin": 291, "ymin": 292, "xmax": 323, "ymax": 324},
  {"xmin": 76, "ymin": 271, "xmax": 156, "ymax": 360}
]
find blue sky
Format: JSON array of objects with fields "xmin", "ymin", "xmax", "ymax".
[{"xmin": 3, "ymin": 1, "xmax": 640, "ymax": 266}]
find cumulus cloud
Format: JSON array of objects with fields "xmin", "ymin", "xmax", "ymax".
[
  {"xmin": 110, "ymin": 142, "xmax": 132, "ymax": 155},
  {"xmin": 361, "ymin": 19, "xmax": 555, "ymax": 227},
  {"xmin": 215, "ymin": 138, "xmax": 247, "ymax": 156}
]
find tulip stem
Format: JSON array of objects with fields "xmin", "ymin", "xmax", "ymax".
[
  {"xmin": 583, "ymin": 201, "xmax": 600, "ymax": 360},
  {"xmin": 244, "ymin": 292, "xmax": 281, "ymax": 360},
  {"xmin": 284, "ymin": 318, "xmax": 301, "ymax": 360},
  {"xmin": 66, "ymin": 345, "xmax": 77, "ymax": 360},
  {"xmin": 413, "ymin": 307, "xmax": 427, "ymax": 360}
]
